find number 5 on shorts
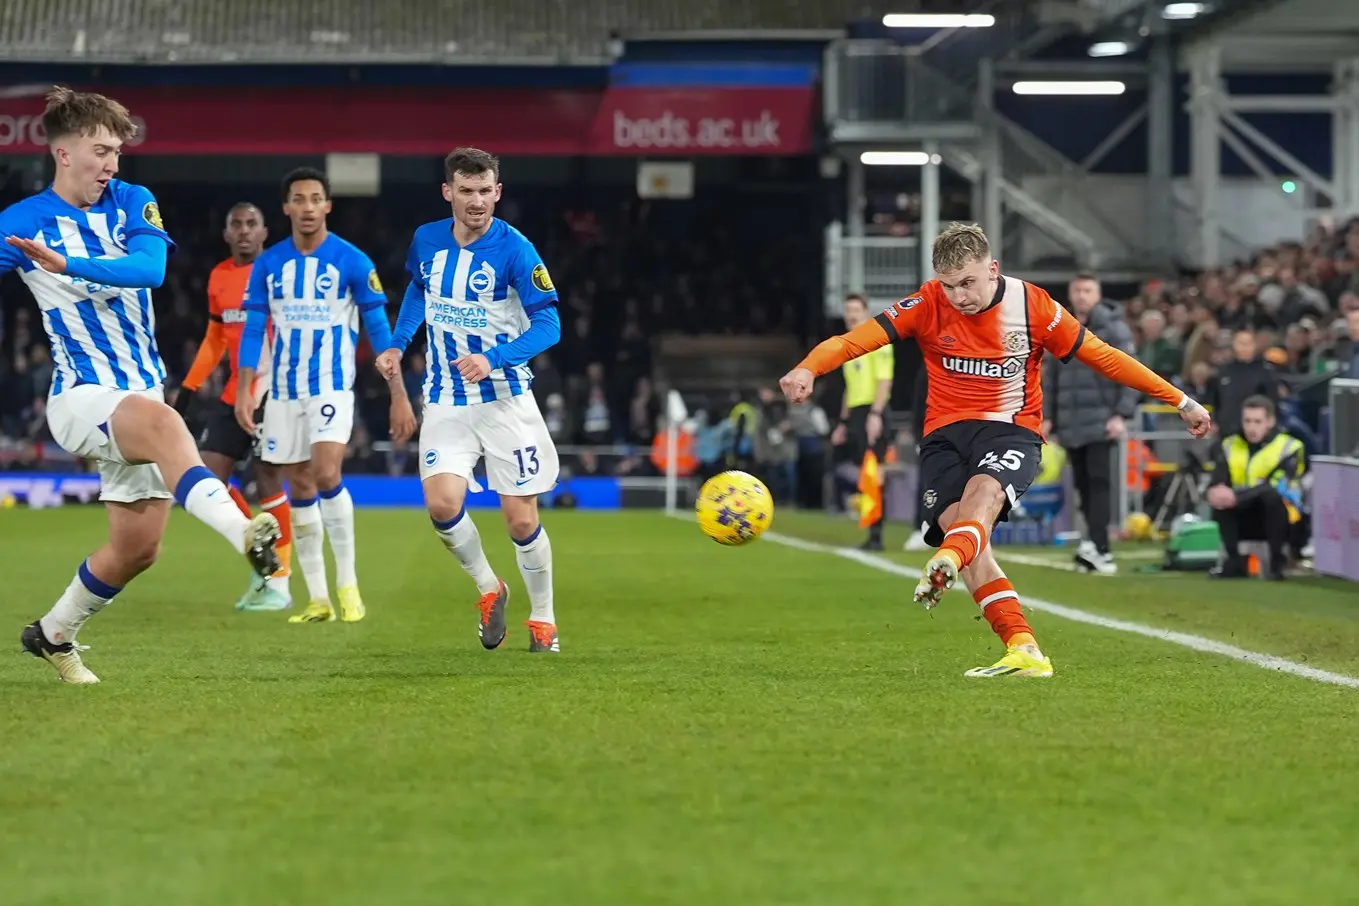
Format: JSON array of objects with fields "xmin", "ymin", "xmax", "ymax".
[
  {"xmin": 978, "ymin": 449, "xmax": 1025, "ymax": 471},
  {"xmin": 514, "ymin": 446, "xmax": 540, "ymax": 479}
]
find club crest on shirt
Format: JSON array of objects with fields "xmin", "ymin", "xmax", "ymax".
[
  {"xmin": 531, "ymin": 263, "xmax": 554, "ymax": 293},
  {"xmin": 1003, "ymin": 330, "xmax": 1027, "ymax": 353},
  {"xmin": 468, "ymin": 262, "xmax": 495, "ymax": 295},
  {"xmin": 141, "ymin": 201, "xmax": 164, "ymax": 231},
  {"xmin": 367, "ymin": 269, "xmax": 383, "ymax": 293}
]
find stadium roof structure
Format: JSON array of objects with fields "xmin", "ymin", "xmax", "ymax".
[
  {"xmin": 1176, "ymin": 0, "xmax": 1359, "ymax": 73},
  {"xmin": 1076, "ymin": 0, "xmax": 1359, "ymax": 73}
]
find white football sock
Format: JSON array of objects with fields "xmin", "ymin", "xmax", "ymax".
[
  {"xmin": 41, "ymin": 560, "xmax": 120, "ymax": 645},
  {"xmin": 266, "ymin": 574, "xmax": 292, "ymax": 600},
  {"xmin": 291, "ymin": 499, "xmax": 330, "ymax": 602},
  {"xmin": 319, "ymin": 484, "xmax": 358, "ymax": 589},
  {"xmin": 433, "ymin": 510, "xmax": 499, "ymax": 595},
  {"xmin": 175, "ymin": 466, "xmax": 248, "ymax": 553},
  {"xmin": 514, "ymin": 525, "xmax": 554, "ymax": 624}
]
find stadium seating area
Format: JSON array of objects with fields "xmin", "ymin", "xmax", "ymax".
[{"xmin": 0, "ymin": 0, "xmax": 913, "ymax": 62}]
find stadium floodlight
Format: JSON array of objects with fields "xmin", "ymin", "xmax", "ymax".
[
  {"xmin": 1162, "ymin": 2, "xmax": 1206, "ymax": 19},
  {"xmin": 882, "ymin": 13, "xmax": 996, "ymax": 28},
  {"xmin": 1088, "ymin": 41, "xmax": 1131, "ymax": 57},
  {"xmin": 1012, "ymin": 81, "xmax": 1127, "ymax": 96},
  {"xmin": 860, "ymin": 151, "xmax": 931, "ymax": 166}
]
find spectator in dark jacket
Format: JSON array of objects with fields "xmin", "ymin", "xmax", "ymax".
[
  {"xmin": 1043, "ymin": 274, "xmax": 1139, "ymax": 573},
  {"xmin": 1206, "ymin": 329, "xmax": 1278, "ymax": 437}
]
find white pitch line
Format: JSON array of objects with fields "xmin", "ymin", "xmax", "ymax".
[{"xmin": 760, "ymin": 531, "xmax": 1359, "ymax": 690}]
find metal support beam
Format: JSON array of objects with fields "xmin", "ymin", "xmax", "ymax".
[
  {"xmin": 1349, "ymin": 59, "xmax": 1359, "ymax": 217},
  {"xmin": 1188, "ymin": 44, "xmax": 1221, "ymax": 267},
  {"xmin": 1147, "ymin": 34, "xmax": 1175, "ymax": 272},
  {"xmin": 1221, "ymin": 95, "xmax": 1345, "ymax": 114},
  {"xmin": 1337, "ymin": 58, "xmax": 1359, "ymax": 217},
  {"xmin": 847, "ymin": 156, "xmax": 866, "ymax": 294},
  {"xmin": 1219, "ymin": 108, "xmax": 1338, "ymax": 202},
  {"xmin": 1081, "ymin": 102, "xmax": 1147, "ymax": 171},
  {"xmin": 978, "ymin": 59, "xmax": 1004, "ymax": 261},
  {"xmin": 1218, "ymin": 125, "xmax": 1277, "ymax": 182},
  {"xmin": 921, "ymin": 142, "xmax": 941, "ymax": 283},
  {"xmin": 993, "ymin": 60, "xmax": 1150, "ymax": 80}
]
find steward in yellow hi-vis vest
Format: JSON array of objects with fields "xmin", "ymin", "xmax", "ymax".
[
  {"xmin": 1205, "ymin": 395, "xmax": 1306, "ymax": 580},
  {"xmin": 831, "ymin": 294, "xmax": 896, "ymax": 551}
]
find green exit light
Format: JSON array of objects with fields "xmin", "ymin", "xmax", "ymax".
[{"xmin": 1281, "ymin": 180, "xmax": 1298, "ymax": 194}]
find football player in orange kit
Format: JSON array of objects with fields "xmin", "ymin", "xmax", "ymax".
[
  {"xmin": 174, "ymin": 203, "xmax": 293, "ymax": 611},
  {"xmin": 780, "ymin": 223, "xmax": 1212, "ymax": 677}
]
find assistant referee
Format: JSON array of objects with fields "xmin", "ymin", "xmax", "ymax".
[{"xmin": 831, "ymin": 292, "xmax": 895, "ymax": 551}]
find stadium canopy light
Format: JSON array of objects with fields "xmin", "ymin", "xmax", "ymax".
[
  {"xmin": 1012, "ymin": 80, "xmax": 1127, "ymax": 96},
  {"xmin": 1087, "ymin": 41, "xmax": 1131, "ymax": 57},
  {"xmin": 881, "ymin": 13, "xmax": 996, "ymax": 28},
  {"xmin": 860, "ymin": 151, "xmax": 932, "ymax": 166},
  {"xmin": 1162, "ymin": 2, "xmax": 1207, "ymax": 19}
]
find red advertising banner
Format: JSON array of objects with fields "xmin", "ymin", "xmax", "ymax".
[
  {"xmin": 0, "ymin": 86, "xmax": 601, "ymax": 156},
  {"xmin": 0, "ymin": 84, "xmax": 817, "ymax": 157},
  {"xmin": 587, "ymin": 87, "xmax": 817, "ymax": 155}
]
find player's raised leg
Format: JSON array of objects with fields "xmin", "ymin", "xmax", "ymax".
[
  {"xmin": 22, "ymin": 497, "xmax": 170, "ymax": 685},
  {"xmin": 425, "ymin": 470, "xmax": 508, "ymax": 649},
  {"xmin": 958, "ymin": 546, "xmax": 1052, "ymax": 678},
  {"xmin": 913, "ymin": 476, "xmax": 1004, "ymax": 610},
  {"xmin": 312, "ymin": 438, "xmax": 363, "ymax": 622},
  {"xmin": 99, "ymin": 391, "xmax": 280, "ymax": 577}
]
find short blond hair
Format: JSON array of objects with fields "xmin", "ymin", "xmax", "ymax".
[{"xmin": 932, "ymin": 222, "xmax": 991, "ymax": 273}]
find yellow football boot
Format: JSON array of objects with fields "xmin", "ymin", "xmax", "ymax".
[
  {"xmin": 337, "ymin": 585, "xmax": 366, "ymax": 623},
  {"xmin": 964, "ymin": 643, "xmax": 1054, "ymax": 678},
  {"xmin": 288, "ymin": 598, "xmax": 336, "ymax": 624}
]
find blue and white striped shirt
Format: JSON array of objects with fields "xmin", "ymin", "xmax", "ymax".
[
  {"xmin": 0, "ymin": 180, "xmax": 173, "ymax": 396},
  {"xmin": 241, "ymin": 233, "xmax": 391, "ymax": 401},
  {"xmin": 398, "ymin": 218, "xmax": 558, "ymax": 407}
]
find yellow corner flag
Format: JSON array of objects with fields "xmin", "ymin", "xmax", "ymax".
[{"xmin": 856, "ymin": 450, "xmax": 883, "ymax": 529}]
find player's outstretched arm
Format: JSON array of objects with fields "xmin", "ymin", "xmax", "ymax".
[
  {"xmin": 8, "ymin": 231, "xmax": 168, "ymax": 288},
  {"xmin": 780, "ymin": 318, "xmax": 893, "ymax": 404},
  {"xmin": 1071, "ymin": 332, "xmax": 1212, "ymax": 437}
]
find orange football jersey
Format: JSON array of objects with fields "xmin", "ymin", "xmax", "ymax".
[
  {"xmin": 183, "ymin": 258, "xmax": 264, "ymax": 407},
  {"xmin": 873, "ymin": 276, "xmax": 1082, "ymax": 437}
]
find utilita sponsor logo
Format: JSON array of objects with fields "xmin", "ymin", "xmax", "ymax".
[
  {"xmin": 940, "ymin": 355, "xmax": 1024, "ymax": 379},
  {"xmin": 0, "ymin": 115, "xmax": 146, "ymax": 147},
  {"xmin": 612, "ymin": 109, "xmax": 782, "ymax": 149}
]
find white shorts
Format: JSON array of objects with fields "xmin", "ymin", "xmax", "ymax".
[
  {"xmin": 46, "ymin": 384, "xmax": 172, "ymax": 504},
  {"xmin": 419, "ymin": 394, "xmax": 559, "ymax": 495},
  {"xmin": 260, "ymin": 391, "xmax": 355, "ymax": 465}
]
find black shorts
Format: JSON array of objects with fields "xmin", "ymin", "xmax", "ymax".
[
  {"xmin": 916, "ymin": 420, "xmax": 1044, "ymax": 547},
  {"xmin": 198, "ymin": 398, "xmax": 262, "ymax": 463}
]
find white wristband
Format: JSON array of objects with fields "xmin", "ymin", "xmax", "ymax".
[{"xmin": 1176, "ymin": 394, "xmax": 1190, "ymax": 410}]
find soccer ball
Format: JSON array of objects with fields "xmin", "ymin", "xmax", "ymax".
[
  {"xmin": 1123, "ymin": 511, "xmax": 1153, "ymax": 541},
  {"xmin": 695, "ymin": 470, "xmax": 774, "ymax": 545}
]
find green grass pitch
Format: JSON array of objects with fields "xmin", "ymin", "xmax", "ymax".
[{"xmin": 2, "ymin": 506, "xmax": 1359, "ymax": 905}]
